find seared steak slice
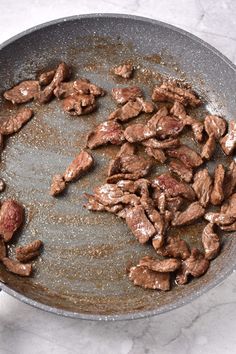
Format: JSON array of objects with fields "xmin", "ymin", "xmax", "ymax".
[
  {"xmin": 62, "ymin": 93, "xmax": 96, "ymax": 116},
  {"xmin": 211, "ymin": 164, "xmax": 225, "ymax": 205},
  {"xmin": 87, "ymin": 121, "xmax": 125, "ymax": 149},
  {"xmin": 145, "ymin": 147, "xmax": 166, "ymax": 163},
  {"xmin": 113, "ymin": 64, "xmax": 133, "ymax": 78},
  {"xmin": 108, "ymin": 154, "xmax": 152, "ymax": 178},
  {"xmin": 16, "ymin": 240, "xmax": 43, "ymax": 262},
  {"xmin": 142, "ymin": 137, "xmax": 180, "ymax": 149},
  {"xmin": 224, "ymin": 161, "xmax": 236, "ymax": 198},
  {"xmin": 125, "ymin": 205, "xmax": 156, "ymax": 243},
  {"xmin": 112, "ymin": 86, "xmax": 142, "ymax": 104},
  {"xmin": 63, "ymin": 150, "xmax": 94, "ymax": 182},
  {"xmin": 124, "ymin": 123, "xmax": 155, "ymax": 142},
  {"xmin": 156, "ymin": 237, "xmax": 190, "ymax": 260},
  {"xmin": 139, "ymin": 256, "xmax": 181, "ymax": 272},
  {"xmin": 202, "ymin": 223, "xmax": 220, "ymax": 260},
  {"xmin": 93, "ymin": 184, "xmax": 139, "ymax": 207},
  {"xmin": 0, "ymin": 108, "xmax": 33, "ymax": 135},
  {"xmin": 221, "ymin": 193, "xmax": 236, "ymax": 217},
  {"xmin": 204, "ymin": 115, "xmax": 227, "ymax": 139},
  {"xmin": 0, "ymin": 200, "xmax": 24, "ymax": 242},
  {"xmin": 220, "ymin": 120, "xmax": 236, "ymax": 155},
  {"xmin": 152, "ymin": 81, "xmax": 201, "ymax": 107},
  {"xmin": 192, "ymin": 169, "xmax": 212, "ymax": 207},
  {"xmin": 129, "ymin": 265, "xmax": 170, "ymax": 290},
  {"xmin": 2, "ymin": 257, "xmax": 32, "ymax": 277},
  {"xmin": 50, "ymin": 174, "xmax": 66, "ymax": 196},
  {"xmin": 4, "ymin": 81, "xmax": 40, "ymax": 104},
  {"xmin": 39, "ymin": 69, "xmax": 56, "ymax": 86},
  {"xmin": 172, "ymin": 202, "xmax": 205, "ymax": 226},
  {"xmin": 152, "ymin": 173, "xmax": 195, "ymax": 200},
  {"xmin": 166, "ymin": 145, "xmax": 203, "ymax": 168},
  {"xmin": 201, "ymin": 134, "xmax": 216, "ymax": 160},
  {"xmin": 73, "ymin": 79, "xmax": 104, "ymax": 96},
  {"xmin": 109, "ymin": 98, "xmax": 154, "ymax": 122},
  {"xmin": 168, "ymin": 159, "xmax": 193, "ymax": 182},
  {"xmin": 176, "ymin": 248, "xmax": 209, "ymax": 285},
  {"xmin": 204, "ymin": 212, "xmax": 235, "ymax": 226}
]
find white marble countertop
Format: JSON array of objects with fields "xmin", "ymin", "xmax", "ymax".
[{"xmin": 0, "ymin": 1, "xmax": 236, "ymax": 353}]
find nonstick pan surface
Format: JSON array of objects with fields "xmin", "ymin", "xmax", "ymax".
[{"xmin": 0, "ymin": 14, "xmax": 236, "ymax": 320}]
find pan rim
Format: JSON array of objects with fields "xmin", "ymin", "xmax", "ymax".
[{"xmin": 0, "ymin": 13, "xmax": 235, "ymax": 321}]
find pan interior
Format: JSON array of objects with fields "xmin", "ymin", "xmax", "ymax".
[{"xmin": 0, "ymin": 15, "xmax": 235, "ymax": 318}]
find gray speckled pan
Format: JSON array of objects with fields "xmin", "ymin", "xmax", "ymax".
[{"xmin": 0, "ymin": 14, "xmax": 236, "ymax": 321}]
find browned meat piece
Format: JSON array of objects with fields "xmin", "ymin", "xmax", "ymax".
[
  {"xmin": 113, "ymin": 64, "xmax": 133, "ymax": 78},
  {"xmin": 152, "ymin": 188, "xmax": 183, "ymax": 213},
  {"xmin": 145, "ymin": 147, "xmax": 166, "ymax": 163},
  {"xmin": 201, "ymin": 134, "xmax": 216, "ymax": 160},
  {"xmin": 168, "ymin": 159, "xmax": 193, "ymax": 183},
  {"xmin": 62, "ymin": 93, "xmax": 96, "ymax": 116},
  {"xmin": 108, "ymin": 98, "xmax": 154, "ymax": 122},
  {"xmin": 221, "ymin": 193, "xmax": 236, "ymax": 217},
  {"xmin": 156, "ymin": 237, "xmax": 190, "ymax": 260},
  {"xmin": 38, "ymin": 62, "xmax": 71, "ymax": 103},
  {"xmin": 4, "ymin": 81, "xmax": 40, "ymax": 104},
  {"xmin": 87, "ymin": 121, "xmax": 125, "ymax": 149},
  {"xmin": 166, "ymin": 145, "xmax": 203, "ymax": 168},
  {"xmin": 172, "ymin": 202, "xmax": 205, "ymax": 226},
  {"xmin": 112, "ymin": 86, "xmax": 142, "ymax": 104},
  {"xmin": 176, "ymin": 248, "xmax": 209, "ymax": 285},
  {"xmin": 204, "ymin": 212, "xmax": 235, "ymax": 226},
  {"xmin": 108, "ymin": 154, "xmax": 152, "ymax": 179},
  {"xmin": 117, "ymin": 142, "xmax": 136, "ymax": 157},
  {"xmin": 165, "ymin": 196, "xmax": 184, "ymax": 213},
  {"xmin": 64, "ymin": 150, "xmax": 93, "ymax": 182},
  {"xmin": 211, "ymin": 164, "xmax": 225, "ymax": 205},
  {"xmin": 170, "ymin": 101, "xmax": 187, "ymax": 119},
  {"xmin": 204, "ymin": 115, "xmax": 227, "ymax": 139},
  {"xmin": 152, "ymin": 82, "xmax": 201, "ymax": 107},
  {"xmin": 220, "ymin": 222, "xmax": 236, "ymax": 231},
  {"xmin": 139, "ymin": 256, "xmax": 181, "ymax": 272},
  {"xmin": 124, "ymin": 123, "xmax": 154, "ymax": 143},
  {"xmin": 152, "ymin": 173, "xmax": 195, "ymax": 200},
  {"xmin": 0, "ymin": 178, "xmax": 6, "ymax": 192},
  {"xmin": 220, "ymin": 120, "xmax": 236, "ymax": 155},
  {"xmin": 0, "ymin": 200, "xmax": 24, "ymax": 242},
  {"xmin": 142, "ymin": 137, "xmax": 180, "ymax": 150},
  {"xmin": 116, "ymin": 180, "xmax": 136, "ymax": 193},
  {"xmin": 107, "ymin": 173, "xmax": 141, "ymax": 183},
  {"xmin": 147, "ymin": 115, "xmax": 184, "ymax": 140},
  {"xmin": 192, "ymin": 169, "xmax": 212, "ymax": 207},
  {"xmin": 93, "ymin": 184, "xmax": 139, "ymax": 207},
  {"xmin": 50, "ymin": 174, "xmax": 66, "ymax": 196},
  {"xmin": 73, "ymin": 79, "xmax": 104, "ymax": 97},
  {"xmin": 39, "ymin": 69, "xmax": 56, "ymax": 86},
  {"xmin": 84, "ymin": 193, "xmax": 123, "ymax": 213},
  {"xmin": 125, "ymin": 205, "xmax": 156, "ymax": 243},
  {"xmin": 202, "ymin": 223, "xmax": 220, "ymax": 260},
  {"xmin": 129, "ymin": 265, "xmax": 170, "ymax": 290},
  {"xmin": 16, "ymin": 240, "xmax": 43, "ymax": 262},
  {"xmin": 107, "ymin": 142, "xmax": 136, "ymax": 176},
  {"xmin": 0, "ymin": 238, "xmax": 6, "ymax": 260},
  {"xmin": 2, "ymin": 257, "xmax": 32, "ymax": 277},
  {"xmin": 0, "ymin": 108, "xmax": 33, "ymax": 135},
  {"xmin": 224, "ymin": 161, "xmax": 236, "ymax": 198},
  {"xmin": 53, "ymin": 81, "xmax": 74, "ymax": 98}
]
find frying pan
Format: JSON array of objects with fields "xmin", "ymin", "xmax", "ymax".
[{"xmin": 0, "ymin": 14, "xmax": 236, "ymax": 321}]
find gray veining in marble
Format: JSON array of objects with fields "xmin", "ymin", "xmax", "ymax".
[{"xmin": 0, "ymin": 1, "xmax": 236, "ymax": 353}]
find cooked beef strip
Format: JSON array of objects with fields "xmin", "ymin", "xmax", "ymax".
[
  {"xmin": 192, "ymin": 169, "xmax": 212, "ymax": 207},
  {"xmin": 16, "ymin": 240, "xmax": 43, "ymax": 262},
  {"xmin": 142, "ymin": 137, "xmax": 180, "ymax": 149},
  {"xmin": 152, "ymin": 188, "xmax": 184, "ymax": 213},
  {"xmin": 62, "ymin": 93, "xmax": 96, "ymax": 116},
  {"xmin": 172, "ymin": 202, "xmax": 205, "ymax": 226},
  {"xmin": 2, "ymin": 257, "xmax": 32, "ymax": 277},
  {"xmin": 53, "ymin": 81, "xmax": 75, "ymax": 98},
  {"xmin": 170, "ymin": 101, "xmax": 187, "ymax": 119},
  {"xmin": 201, "ymin": 134, "xmax": 216, "ymax": 160},
  {"xmin": 108, "ymin": 154, "xmax": 152, "ymax": 179},
  {"xmin": 111, "ymin": 86, "xmax": 142, "ymax": 104},
  {"xmin": 224, "ymin": 161, "xmax": 236, "ymax": 198},
  {"xmin": 204, "ymin": 115, "xmax": 227, "ymax": 139},
  {"xmin": 108, "ymin": 98, "xmax": 154, "ymax": 122},
  {"xmin": 0, "ymin": 238, "xmax": 6, "ymax": 260},
  {"xmin": 152, "ymin": 173, "xmax": 195, "ymax": 200},
  {"xmin": 107, "ymin": 173, "xmax": 141, "ymax": 183},
  {"xmin": 204, "ymin": 212, "xmax": 235, "ymax": 225},
  {"xmin": 176, "ymin": 248, "xmax": 209, "ymax": 285},
  {"xmin": 64, "ymin": 150, "xmax": 93, "ymax": 182},
  {"xmin": 152, "ymin": 81, "xmax": 201, "ymax": 107},
  {"xmin": 139, "ymin": 256, "xmax": 181, "ymax": 272},
  {"xmin": 220, "ymin": 120, "xmax": 236, "ymax": 155},
  {"xmin": 117, "ymin": 142, "xmax": 136, "ymax": 157},
  {"xmin": 168, "ymin": 159, "xmax": 193, "ymax": 183},
  {"xmin": 145, "ymin": 147, "xmax": 166, "ymax": 163},
  {"xmin": 202, "ymin": 223, "xmax": 220, "ymax": 260},
  {"xmin": 125, "ymin": 205, "xmax": 156, "ymax": 243},
  {"xmin": 0, "ymin": 108, "xmax": 33, "ymax": 135},
  {"xmin": 87, "ymin": 121, "xmax": 125, "ymax": 149},
  {"xmin": 0, "ymin": 200, "xmax": 24, "ymax": 242},
  {"xmin": 211, "ymin": 164, "xmax": 225, "ymax": 205},
  {"xmin": 134, "ymin": 178, "xmax": 151, "ymax": 196},
  {"xmin": 38, "ymin": 62, "xmax": 71, "ymax": 103},
  {"xmin": 124, "ymin": 123, "xmax": 155, "ymax": 142},
  {"xmin": 221, "ymin": 193, "xmax": 236, "ymax": 217},
  {"xmin": 84, "ymin": 193, "xmax": 123, "ymax": 213},
  {"xmin": 156, "ymin": 237, "xmax": 190, "ymax": 260},
  {"xmin": 39, "ymin": 69, "xmax": 56, "ymax": 86},
  {"xmin": 113, "ymin": 64, "xmax": 133, "ymax": 78},
  {"xmin": 93, "ymin": 183, "xmax": 140, "ymax": 207},
  {"xmin": 4, "ymin": 81, "xmax": 40, "ymax": 104},
  {"xmin": 220, "ymin": 222, "xmax": 236, "ymax": 231},
  {"xmin": 0, "ymin": 178, "xmax": 6, "ymax": 192},
  {"xmin": 129, "ymin": 265, "xmax": 170, "ymax": 290},
  {"xmin": 73, "ymin": 79, "xmax": 104, "ymax": 96},
  {"xmin": 149, "ymin": 115, "xmax": 184, "ymax": 140},
  {"xmin": 108, "ymin": 143, "xmax": 136, "ymax": 176},
  {"xmin": 116, "ymin": 180, "xmax": 136, "ymax": 193},
  {"xmin": 50, "ymin": 174, "xmax": 66, "ymax": 196},
  {"xmin": 166, "ymin": 145, "xmax": 203, "ymax": 168}
]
